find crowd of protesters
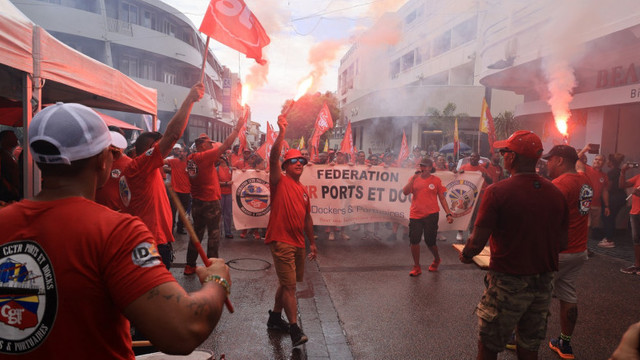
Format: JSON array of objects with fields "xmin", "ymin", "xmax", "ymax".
[{"xmin": 3, "ymin": 97, "xmax": 640, "ymax": 358}]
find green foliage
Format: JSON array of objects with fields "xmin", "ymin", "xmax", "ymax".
[
  {"xmin": 493, "ymin": 111, "xmax": 519, "ymax": 140},
  {"xmin": 426, "ymin": 102, "xmax": 469, "ymax": 142},
  {"xmin": 281, "ymin": 91, "xmax": 340, "ymax": 147}
]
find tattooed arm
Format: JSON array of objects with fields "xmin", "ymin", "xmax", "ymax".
[{"xmin": 123, "ymin": 258, "xmax": 230, "ymax": 355}]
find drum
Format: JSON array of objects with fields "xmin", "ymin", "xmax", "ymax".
[{"xmin": 135, "ymin": 350, "xmax": 214, "ymax": 360}]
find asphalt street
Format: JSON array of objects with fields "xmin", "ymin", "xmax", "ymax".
[{"xmin": 160, "ymin": 225, "xmax": 639, "ymax": 360}]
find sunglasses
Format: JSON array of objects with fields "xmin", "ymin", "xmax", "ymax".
[{"xmin": 288, "ymin": 158, "xmax": 308, "ymax": 165}]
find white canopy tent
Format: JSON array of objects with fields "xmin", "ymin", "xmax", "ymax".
[{"xmin": 0, "ymin": 0, "xmax": 157, "ymax": 197}]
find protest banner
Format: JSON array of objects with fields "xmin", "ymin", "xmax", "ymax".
[{"xmin": 232, "ymin": 165, "xmax": 485, "ymax": 232}]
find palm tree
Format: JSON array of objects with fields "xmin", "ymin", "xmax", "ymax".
[
  {"xmin": 493, "ymin": 111, "xmax": 519, "ymax": 140},
  {"xmin": 427, "ymin": 102, "xmax": 469, "ymax": 143}
]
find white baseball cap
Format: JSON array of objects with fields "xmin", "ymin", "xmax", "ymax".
[
  {"xmin": 29, "ymin": 102, "xmax": 112, "ymax": 164},
  {"xmin": 110, "ymin": 131, "xmax": 128, "ymax": 150}
]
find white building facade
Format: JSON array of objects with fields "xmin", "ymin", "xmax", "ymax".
[
  {"xmin": 478, "ymin": 0, "xmax": 640, "ymax": 165},
  {"xmin": 337, "ymin": 0, "xmax": 522, "ymax": 156},
  {"xmin": 12, "ymin": 0, "xmax": 242, "ymax": 144}
]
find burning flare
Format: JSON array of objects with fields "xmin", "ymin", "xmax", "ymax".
[
  {"xmin": 554, "ymin": 114, "xmax": 568, "ymax": 137},
  {"xmin": 241, "ymin": 84, "xmax": 251, "ymax": 107},
  {"xmin": 294, "ymin": 76, "xmax": 313, "ymax": 101}
]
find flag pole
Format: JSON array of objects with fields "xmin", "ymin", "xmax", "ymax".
[{"xmin": 200, "ymin": 36, "xmax": 211, "ymax": 83}]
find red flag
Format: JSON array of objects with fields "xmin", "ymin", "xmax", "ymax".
[
  {"xmin": 199, "ymin": 0, "xmax": 270, "ymax": 65},
  {"xmin": 397, "ymin": 130, "xmax": 409, "ymax": 165},
  {"xmin": 339, "ymin": 121, "xmax": 355, "ymax": 162},
  {"xmin": 309, "ymin": 102, "xmax": 334, "ymax": 161},
  {"xmin": 479, "ymin": 97, "xmax": 497, "ymax": 153},
  {"xmin": 237, "ymin": 121, "xmax": 247, "ymax": 154}
]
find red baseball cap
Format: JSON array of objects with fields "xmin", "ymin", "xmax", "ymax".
[{"xmin": 493, "ymin": 130, "xmax": 543, "ymax": 159}]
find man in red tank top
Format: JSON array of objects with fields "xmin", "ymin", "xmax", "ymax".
[{"xmin": 264, "ymin": 114, "xmax": 317, "ymax": 348}]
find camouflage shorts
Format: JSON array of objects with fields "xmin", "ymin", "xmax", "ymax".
[{"xmin": 476, "ymin": 271, "xmax": 553, "ymax": 352}]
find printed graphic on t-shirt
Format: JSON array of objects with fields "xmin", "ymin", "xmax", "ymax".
[
  {"xmin": 0, "ymin": 241, "xmax": 57, "ymax": 354},
  {"xmin": 131, "ymin": 242, "xmax": 163, "ymax": 268},
  {"xmin": 579, "ymin": 184, "xmax": 594, "ymax": 215},
  {"xmin": 111, "ymin": 168, "xmax": 122, "ymax": 178},
  {"xmin": 119, "ymin": 176, "xmax": 131, "ymax": 207},
  {"xmin": 446, "ymin": 179, "xmax": 479, "ymax": 217},
  {"xmin": 187, "ymin": 159, "xmax": 198, "ymax": 178},
  {"xmin": 235, "ymin": 178, "xmax": 271, "ymax": 216}
]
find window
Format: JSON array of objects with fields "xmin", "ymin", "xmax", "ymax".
[
  {"xmin": 141, "ymin": 61, "xmax": 156, "ymax": 81},
  {"xmin": 405, "ymin": 10, "xmax": 417, "ymax": 25},
  {"xmin": 432, "ymin": 30, "xmax": 451, "ymax": 57},
  {"xmin": 142, "ymin": 10, "xmax": 156, "ymax": 30},
  {"xmin": 120, "ymin": 56, "xmax": 138, "ymax": 77},
  {"xmin": 121, "ymin": 2, "xmax": 138, "ymax": 24},
  {"xmin": 451, "ymin": 16, "xmax": 477, "ymax": 48},
  {"xmin": 401, "ymin": 51, "xmax": 415, "ymax": 71},
  {"xmin": 390, "ymin": 59, "xmax": 400, "ymax": 79},
  {"xmin": 163, "ymin": 20, "xmax": 177, "ymax": 37},
  {"xmin": 163, "ymin": 70, "xmax": 176, "ymax": 85}
]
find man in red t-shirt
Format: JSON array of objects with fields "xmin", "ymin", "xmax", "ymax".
[
  {"xmin": 619, "ymin": 163, "xmax": 640, "ymax": 275},
  {"xmin": 96, "ymin": 128, "xmax": 131, "ymax": 211},
  {"xmin": 544, "ymin": 144, "xmax": 593, "ymax": 359},
  {"xmin": 402, "ymin": 157, "xmax": 454, "ymax": 276},
  {"xmin": 485, "ymin": 152, "xmax": 504, "ymax": 184},
  {"xmin": 121, "ymin": 83, "xmax": 204, "ymax": 269},
  {"xmin": 461, "ymin": 130, "xmax": 568, "ymax": 359},
  {"xmin": 183, "ymin": 114, "xmax": 246, "ymax": 275},
  {"xmin": 165, "ymin": 144, "xmax": 191, "ymax": 234},
  {"xmin": 576, "ymin": 145, "xmax": 611, "ymax": 244},
  {"xmin": 0, "ymin": 102, "xmax": 231, "ymax": 359},
  {"xmin": 265, "ymin": 114, "xmax": 317, "ymax": 348},
  {"xmin": 217, "ymin": 154, "xmax": 234, "ymax": 239},
  {"xmin": 458, "ymin": 152, "xmax": 493, "ymax": 241}
]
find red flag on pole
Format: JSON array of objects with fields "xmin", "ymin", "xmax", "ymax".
[
  {"xmin": 199, "ymin": 0, "xmax": 270, "ymax": 65},
  {"xmin": 309, "ymin": 102, "xmax": 334, "ymax": 161},
  {"xmin": 339, "ymin": 121, "xmax": 355, "ymax": 162},
  {"xmin": 397, "ymin": 130, "xmax": 409, "ymax": 165},
  {"xmin": 237, "ymin": 121, "xmax": 247, "ymax": 154},
  {"xmin": 479, "ymin": 97, "xmax": 497, "ymax": 153}
]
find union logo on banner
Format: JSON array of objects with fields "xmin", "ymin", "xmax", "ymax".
[
  {"xmin": 235, "ymin": 177, "xmax": 271, "ymax": 217},
  {"xmin": 445, "ymin": 179, "xmax": 479, "ymax": 217}
]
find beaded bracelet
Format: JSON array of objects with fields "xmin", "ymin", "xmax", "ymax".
[{"xmin": 203, "ymin": 275, "xmax": 231, "ymax": 296}]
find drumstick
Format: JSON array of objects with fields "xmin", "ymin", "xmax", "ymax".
[
  {"xmin": 167, "ymin": 186, "xmax": 235, "ymax": 313},
  {"xmin": 131, "ymin": 340, "xmax": 152, "ymax": 348}
]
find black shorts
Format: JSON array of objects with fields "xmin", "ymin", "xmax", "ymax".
[{"xmin": 409, "ymin": 213, "xmax": 439, "ymax": 246}]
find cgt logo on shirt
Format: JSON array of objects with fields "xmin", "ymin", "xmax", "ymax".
[
  {"xmin": 579, "ymin": 184, "xmax": 594, "ymax": 216},
  {"xmin": 0, "ymin": 241, "xmax": 57, "ymax": 354}
]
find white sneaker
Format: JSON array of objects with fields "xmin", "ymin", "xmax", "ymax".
[
  {"xmin": 456, "ymin": 231, "xmax": 464, "ymax": 242},
  {"xmin": 597, "ymin": 239, "xmax": 615, "ymax": 248},
  {"xmin": 328, "ymin": 232, "xmax": 335, "ymax": 241},
  {"xmin": 437, "ymin": 233, "xmax": 447, "ymax": 241},
  {"xmin": 342, "ymin": 233, "xmax": 350, "ymax": 241}
]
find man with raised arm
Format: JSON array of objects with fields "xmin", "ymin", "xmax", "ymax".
[
  {"xmin": 264, "ymin": 113, "xmax": 317, "ymax": 347},
  {"xmin": 121, "ymin": 83, "xmax": 204, "ymax": 268}
]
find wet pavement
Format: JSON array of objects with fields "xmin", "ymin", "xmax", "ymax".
[{"xmin": 165, "ymin": 223, "xmax": 639, "ymax": 360}]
